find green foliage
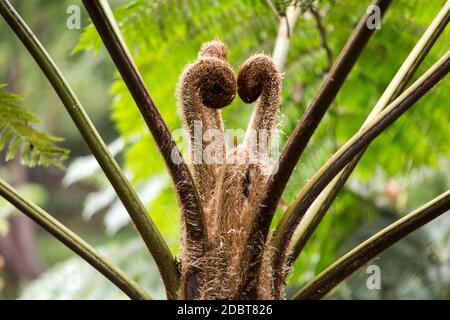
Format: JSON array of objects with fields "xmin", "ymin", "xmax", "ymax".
[
  {"xmin": 20, "ymin": 239, "xmax": 166, "ymax": 300},
  {"xmin": 73, "ymin": 0, "xmax": 450, "ymax": 289},
  {"xmin": 62, "ymin": 138, "xmax": 180, "ymax": 254},
  {"xmin": 0, "ymin": 182, "xmax": 47, "ymax": 235},
  {"xmin": 270, "ymin": 0, "xmax": 319, "ymax": 14},
  {"xmin": 275, "ymin": 0, "xmax": 450, "ymax": 286},
  {"xmin": 0, "ymin": 84, "xmax": 69, "ymax": 168},
  {"xmin": 329, "ymin": 163, "xmax": 450, "ymax": 299}
]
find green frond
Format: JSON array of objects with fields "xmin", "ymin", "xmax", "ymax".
[{"xmin": 0, "ymin": 84, "xmax": 69, "ymax": 169}]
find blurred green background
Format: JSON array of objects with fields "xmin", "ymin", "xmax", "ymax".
[{"xmin": 0, "ymin": 0, "xmax": 449, "ymax": 299}]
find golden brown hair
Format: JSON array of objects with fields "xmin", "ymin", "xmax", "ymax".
[{"xmin": 176, "ymin": 42, "xmax": 282, "ymax": 299}]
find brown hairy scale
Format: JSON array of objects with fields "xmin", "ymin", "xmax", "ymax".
[{"xmin": 176, "ymin": 40, "xmax": 282, "ymax": 299}]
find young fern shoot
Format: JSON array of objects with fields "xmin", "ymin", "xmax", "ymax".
[
  {"xmin": 176, "ymin": 41, "xmax": 282, "ymax": 299},
  {"xmin": 176, "ymin": 40, "xmax": 235, "ymax": 298}
]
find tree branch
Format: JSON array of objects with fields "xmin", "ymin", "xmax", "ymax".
[
  {"xmin": 288, "ymin": 0, "xmax": 450, "ymax": 267},
  {"xmin": 0, "ymin": 0, "xmax": 179, "ymax": 299},
  {"xmin": 0, "ymin": 178, "xmax": 150, "ymax": 300},
  {"xmin": 272, "ymin": 2, "xmax": 301, "ymax": 71},
  {"xmin": 309, "ymin": 4, "xmax": 333, "ymax": 70},
  {"xmin": 265, "ymin": 0, "xmax": 282, "ymax": 20},
  {"xmin": 238, "ymin": 0, "xmax": 392, "ymax": 299},
  {"xmin": 272, "ymin": 51, "xmax": 450, "ymax": 295},
  {"xmin": 292, "ymin": 190, "xmax": 450, "ymax": 300}
]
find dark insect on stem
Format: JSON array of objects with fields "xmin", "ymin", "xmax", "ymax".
[{"xmin": 242, "ymin": 168, "xmax": 251, "ymax": 198}]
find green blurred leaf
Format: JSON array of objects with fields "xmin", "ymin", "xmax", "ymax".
[{"xmin": 0, "ymin": 84, "xmax": 69, "ymax": 169}]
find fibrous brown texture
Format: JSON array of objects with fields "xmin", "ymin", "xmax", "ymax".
[
  {"xmin": 177, "ymin": 41, "xmax": 235, "ymax": 241},
  {"xmin": 177, "ymin": 40, "xmax": 235, "ymax": 298},
  {"xmin": 176, "ymin": 41, "xmax": 282, "ymax": 299},
  {"xmin": 240, "ymin": 54, "xmax": 283, "ymax": 153}
]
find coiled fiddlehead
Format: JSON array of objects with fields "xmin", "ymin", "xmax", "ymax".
[
  {"xmin": 205, "ymin": 54, "xmax": 282, "ymax": 299},
  {"xmin": 176, "ymin": 40, "xmax": 236, "ymax": 298},
  {"xmin": 176, "ymin": 43, "xmax": 282, "ymax": 300},
  {"xmin": 238, "ymin": 54, "xmax": 282, "ymax": 155},
  {"xmin": 177, "ymin": 40, "xmax": 236, "ymax": 232}
]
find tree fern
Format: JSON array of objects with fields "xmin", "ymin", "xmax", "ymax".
[
  {"xmin": 0, "ymin": 0, "xmax": 447, "ymax": 299},
  {"xmin": 0, "ymin": 84, "xmax": 69, "ymax": 168},
  {"xmin": 73, "ymin": 0, "xmax": 450, "ymax": 287}
]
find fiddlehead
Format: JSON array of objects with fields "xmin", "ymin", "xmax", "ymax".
[
  {"xmin": 202, "ymin": 54, "xmax": 282, "ymax": 299},
  {"xmin": 238, "ymin": 54, "xmax": 282, "ymax": 155},
  {"xmin": 176, "ymin": 43, "xmax": 283, "ymax": 300},
  {"xmin": 177, "ymin": 40, "xmax": 236, "ymax": 235},
  {"xmin": 225, "ymin": 54, "xmax": 282, "ymax": 299},
  {"xmin": 176, "ymin": 40, "xmax": 236, "ymax": 298}
]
